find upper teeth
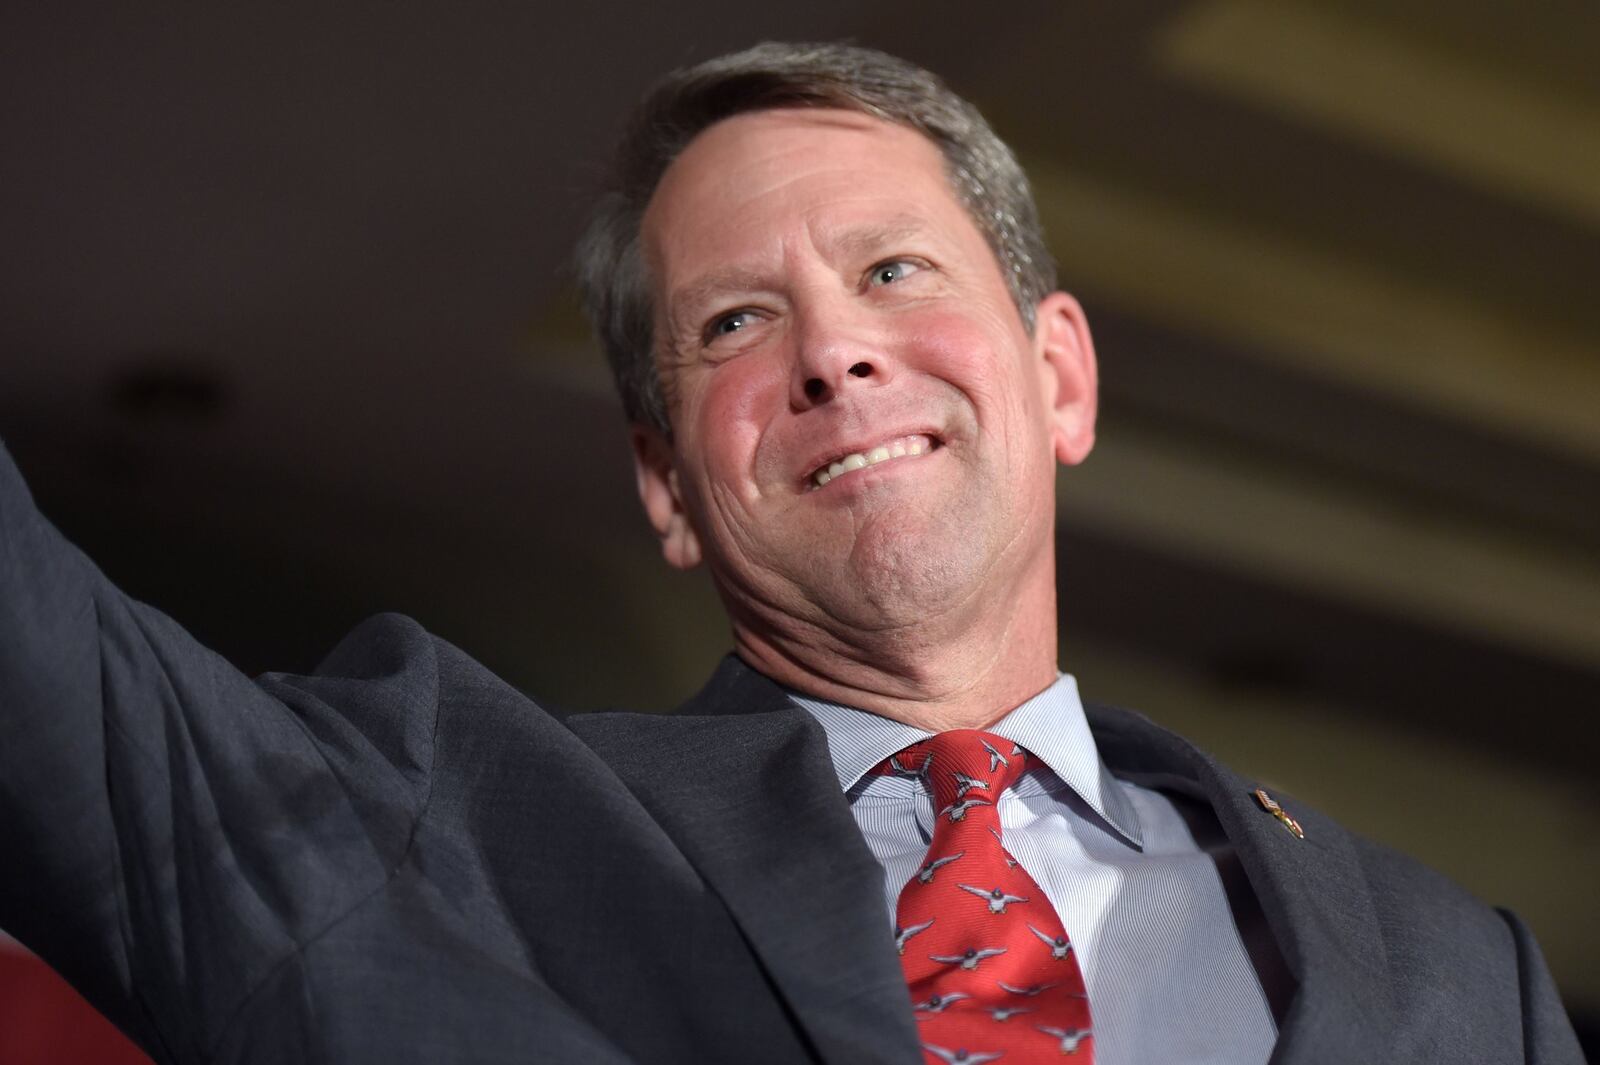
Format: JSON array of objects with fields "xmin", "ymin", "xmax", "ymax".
[{"xmin": 813, "ymin": 435, "xmax": 929, "ymax": 488}]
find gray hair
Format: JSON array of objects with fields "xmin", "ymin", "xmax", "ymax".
[{"xmin": 574, "ymin": 41, "xmax": 1056, "ymax": 433}]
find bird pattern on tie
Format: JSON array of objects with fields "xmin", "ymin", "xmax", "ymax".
[{"xmin": 876, "ymin": 730, "xmax": 1094, "ymax": 1063}]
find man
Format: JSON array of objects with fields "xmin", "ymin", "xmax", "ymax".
[{"xmin": 0, "ymin": 41, "xmax": 1582, "ymax": 1065}]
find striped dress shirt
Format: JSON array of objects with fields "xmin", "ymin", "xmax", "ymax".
[{"xmin": 790, "ymin": 674, "xmax": 1277, "ymax": 1065}]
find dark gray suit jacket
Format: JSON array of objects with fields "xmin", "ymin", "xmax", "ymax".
[{"xmin": 0, "ymin": 442, "xmax": 1583, "ymax": 1064}]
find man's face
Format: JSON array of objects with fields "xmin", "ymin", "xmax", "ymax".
[{"xmin": 635, "ymin": 108, "xmax": 1096, "ymax": 638}]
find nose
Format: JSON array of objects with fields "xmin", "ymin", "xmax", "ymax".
[
  {"xmin": 800, "ymin": 360, "xmax": 874, "ymax": 404},
  {"xmin": 788, "ymin": 297, "xmax": 892, "ymax": 409}
]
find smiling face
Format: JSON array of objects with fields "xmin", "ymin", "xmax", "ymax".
[{"xmin": 635, "ymin": 107, "xmax": 1096, "ymax": 661}]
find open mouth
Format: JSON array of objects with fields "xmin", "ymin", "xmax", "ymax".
[{"xmin": 807, "ymin": 433, "xmax": 941, "ymax": 490}]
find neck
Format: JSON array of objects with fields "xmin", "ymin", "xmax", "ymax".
[{"xmin": 731, "ymin": 557, "xmax": 1061, "ymax": 732}]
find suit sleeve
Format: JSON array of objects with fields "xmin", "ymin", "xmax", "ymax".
[
  {"xmin": 1495, "ymin": 908, "xmax": 1587, "ymax": 1064},
  {"xmin": 0, "ymin": 440, "xmax": 429, "ymax": 1063}
]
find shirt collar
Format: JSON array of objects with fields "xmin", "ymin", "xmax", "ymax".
[{"xmin": 788, "ymin": 673, "xmax": 1143, "ymax": 849}]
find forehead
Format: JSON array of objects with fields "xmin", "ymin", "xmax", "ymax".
[{"xmin": 640, "ymin": 108, "xmax": 967, "ymax": 280}]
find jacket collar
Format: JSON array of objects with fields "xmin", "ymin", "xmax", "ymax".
[
  {"xmin": 1084, "ymin": 700, "xmax": 1397, "ymax": 1064},
  {"xmin": 567, "ymin": 655, "xmax": 922, "ymax": 1065}
]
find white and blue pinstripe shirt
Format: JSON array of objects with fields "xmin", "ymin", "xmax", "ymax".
[{"xmin": 790, "ymin": 674, "xmax": 1277, "ymax": 1065}]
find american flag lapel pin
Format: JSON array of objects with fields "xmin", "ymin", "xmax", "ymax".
[{"xmin": 1253, "ymin": 787, "xmax": 1305, "ymax": 839}]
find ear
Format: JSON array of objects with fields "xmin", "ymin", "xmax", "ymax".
[
  {"xmin": 1030, "ymin": 291, "xmax": 1098, "ymax": 466},
  {"xmin": 630, "ymin": 424, "xmax": 703, "ymax": 570}
]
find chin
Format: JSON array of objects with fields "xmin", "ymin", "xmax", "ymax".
[{"xmin": 808, "ymin": 505, "xmax": 993, "ymax": 632}]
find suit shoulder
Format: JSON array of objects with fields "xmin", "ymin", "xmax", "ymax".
[
  {"xmin": 1341, "ymin": 822, "xmax": 1515, "ymax": 952},
  {"xmin": 266, "ymin": 611, "xmax": 542, "ymax": 716},
  {"xmin": 252, "ymin": 612, "xmax": 578, "ymax": 848},
  {"xmin": 253, "ymin": 614, "xmax": 568, "ymax": 827},
  {"xmin": 258, "ymin": 613, "xmax": 443, "ymax": 743}
]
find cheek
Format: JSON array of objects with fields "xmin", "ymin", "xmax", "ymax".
[
  {"xmin": 682, "ymin": 356, "xmax": 788, "ymax": 499},
  {"xmin": 903, "ymin": 304, "xmax": 1054, "ymax": 481},
  {"xmin": 902, "ymin": 306, "xmax": 1029, "ymax": 408}
]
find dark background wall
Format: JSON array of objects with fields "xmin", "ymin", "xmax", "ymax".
[{"xmin": 2, "ymin": 0, "xmax": 1596, "ymax": 1053}]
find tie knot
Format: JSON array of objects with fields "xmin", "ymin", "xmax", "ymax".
[{"xmin": 880, "ymin": 729, "xmax": 1028, "ymax": 809}]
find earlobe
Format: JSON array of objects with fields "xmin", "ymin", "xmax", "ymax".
[
  {"xmin": 1032, "ymin": 291, "xmax": 1099, "ymax": 466},
  {"xmin": 630, "ymin": 425, "xmax": 703, "ymax": 570}
]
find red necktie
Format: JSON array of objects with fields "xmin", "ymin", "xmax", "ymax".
[{"xmin": 878, "ymin": 730, "xmax": 1094, "ymax": 1063}]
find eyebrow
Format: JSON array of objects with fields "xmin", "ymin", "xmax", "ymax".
[
  {"xmin": 664, "ymin": 214, "xmax": 939, "ymax": 337},
  {"xmin": 828, "ymin": 214, "xmax": 936, "ymax": 261},
  {"xmin": 668, "ymin": 267, "xmax": 775, "ymax": 333}
]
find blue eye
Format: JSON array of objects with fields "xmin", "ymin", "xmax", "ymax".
[
  {"xmin": 869, "ymin": 260, "xmax": 922, "ymax": 286},
  {"xmin": 710, "ymin": 311, "xmax": 757, "ymax": 338}
]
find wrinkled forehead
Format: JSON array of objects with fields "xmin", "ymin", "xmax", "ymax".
[{"xmin": 639, "ymin": 108, "xmax": 959, "ymax": 277}]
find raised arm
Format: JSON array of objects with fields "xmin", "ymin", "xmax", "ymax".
[{"xmin": 0, "ymin": 439, "xmax": 433, "ymax": 1062}]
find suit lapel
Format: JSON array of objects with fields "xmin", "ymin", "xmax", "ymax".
[
  {"xmin": 1086, "ymin": 702, "xmax": 1399, "ymax": 1064},
  {"xmin": 569, "ymin": 657, "xmax": 921, "ymax": 1065}
]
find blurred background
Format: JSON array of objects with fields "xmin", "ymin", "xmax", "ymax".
[{"xmin": 1, "ymin": 0, "xmax": 1596, "ymax": 1059}]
